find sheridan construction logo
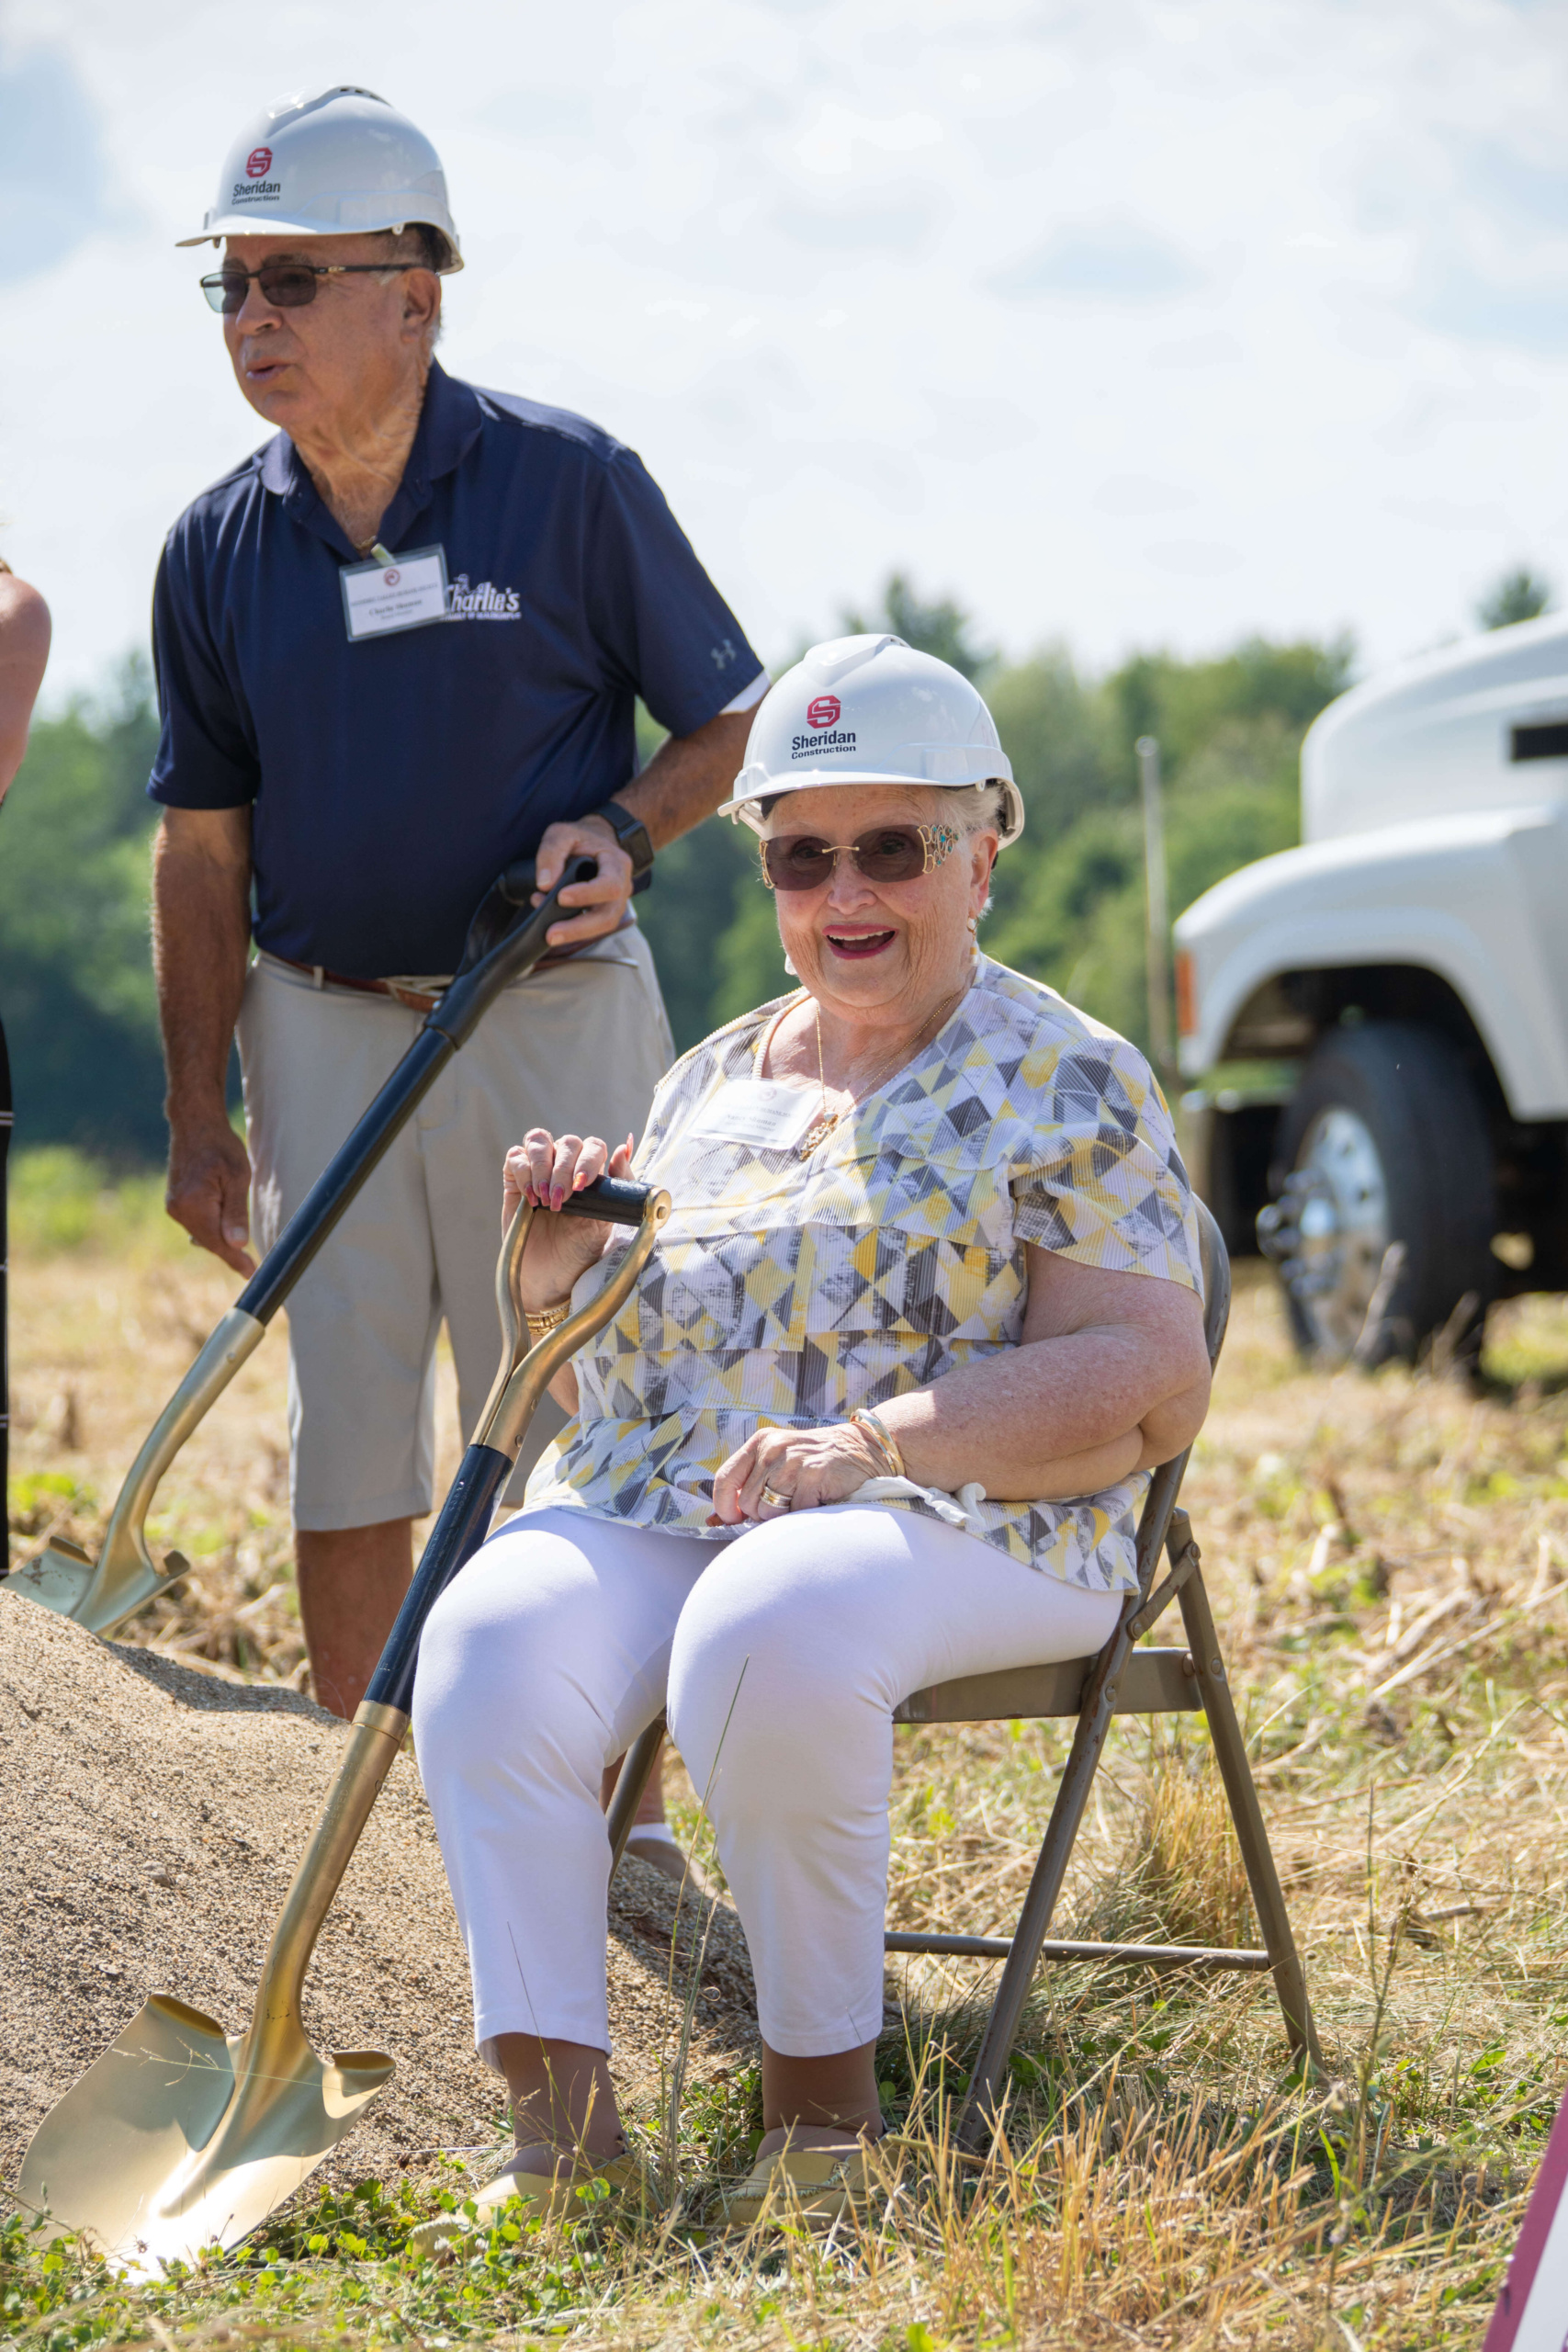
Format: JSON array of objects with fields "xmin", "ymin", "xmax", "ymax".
[
  {"xmin": 447, "ymin": 573, "xmax": 521, "ymax": 620},
  {"xmin": 232, "ymin": 145, "xmax": 281, "ymax": 204},
  {"xmin": 792, "ymin": 691, "xmax": 854, "ymax": 759}
]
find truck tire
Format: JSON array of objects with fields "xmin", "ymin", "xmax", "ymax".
[{"xmin": 1261, "ymin": 1022, "xmax": 1495, "ymax": 1366}]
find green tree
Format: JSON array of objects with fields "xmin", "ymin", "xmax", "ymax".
[
  {"xmin": 0, "ymin": 659, "xmax": 166, "ymax": 1159},
  {"xmin": 1476, "ymin": 565, "xmax": 1554, "ymax": 630},
  {"xmin": 841, "ymin": 571, "xmax": 993, "ymax": 679}
]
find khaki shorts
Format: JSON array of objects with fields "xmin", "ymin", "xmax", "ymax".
[{"xmin": 237, "ymin": 929, "xmax": 672, "ymax": 1532}]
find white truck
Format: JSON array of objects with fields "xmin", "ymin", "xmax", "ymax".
[{"xmin": 1173, "ymin": 613, "xmax": 1568, "ymax": 1363}]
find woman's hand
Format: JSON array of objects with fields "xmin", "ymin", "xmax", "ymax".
[
  {"xmin": 710, "ymin": 1419, "xmax": 893, "ymax": 1525},
  {"xmin": 502, "ymin": 1129, "xmax": 636, "ymax": 1312}
]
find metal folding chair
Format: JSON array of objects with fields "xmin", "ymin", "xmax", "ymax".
[
  {"xmin": 605, "ymin": 1201, "xmax": 1320, "ymax": 2153},
  {"xmin": 885, "ymin": 1200, "xmax": 1322, "ymax": 2149}
]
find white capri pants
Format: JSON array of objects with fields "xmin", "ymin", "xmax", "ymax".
[{"xmin": 412, "ymin": 1503, "xmax": 1122, "ymax": 2062}]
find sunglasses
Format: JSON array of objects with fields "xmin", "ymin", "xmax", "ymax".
[
  {"xmin": 760, "ymin": 821, "xmax": 960, "ymax": 893},
  {"xmin": 199, "ymin": 261, "xmax": 419, "ymax": 315}
]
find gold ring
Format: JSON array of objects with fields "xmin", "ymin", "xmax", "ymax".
[{"xmin": 759, "ymin": 1484, "xmax": 793, "ymax": 1511}]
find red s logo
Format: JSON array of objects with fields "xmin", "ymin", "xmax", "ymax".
[
  {"xmin": 383, "ymin": 569, "xmax": 401, "ymax": 587},
  {"xmin": 246, "ymin": 147, "xmax": 274, "ymax": 178},
  {"xmin": 807, "ymin": 695, "xmax": 840, "ymax": 729}
]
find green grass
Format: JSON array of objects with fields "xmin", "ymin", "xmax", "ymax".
[{"xmin": 8, "ymin": 1148, "xmax": 182, "ymax": 1260}]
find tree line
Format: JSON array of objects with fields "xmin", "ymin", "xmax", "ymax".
[{"xmin": 0, "ymin": 578, "xmax": 1397, "ymax": 1165}]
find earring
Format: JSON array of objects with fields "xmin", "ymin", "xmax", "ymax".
[
  {"xmin": 783, "ymin": 953, "xmax": 798, "ymax": 976},
  {"xmin": 966, "ymin": 917, "xmax": 978, "ymax": 934}
]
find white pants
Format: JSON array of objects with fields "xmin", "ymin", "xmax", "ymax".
[
  {"xmin": 412, "ymin": 1504, "xmax": 1122, "ymax": 2062},
  {"xmin": 236, "ymin": 935, "xmax": 671, "ymax": 1529}
]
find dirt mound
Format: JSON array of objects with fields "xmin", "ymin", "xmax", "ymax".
[{"xmin": 0, "ymin": 1588, "xmax": 758, "ymax": 2188}]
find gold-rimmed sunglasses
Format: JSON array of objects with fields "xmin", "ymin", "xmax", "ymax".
[{"xmin": 760, "ymin": 821, "xmax": 959, "ymax": 893}]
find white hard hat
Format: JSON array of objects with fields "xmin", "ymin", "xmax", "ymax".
[
  {"xmin": 719, "ymin": 634, "xmax": 1024, "ymax": 846},
  {"xmin": 176, "ymin": 86, "xmax": 463, "ymax": 268}
]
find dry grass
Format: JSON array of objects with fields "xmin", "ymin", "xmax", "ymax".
[{"xmin": 8, "ymin": 1164, "xmax": 1568, "ymax": 2347}]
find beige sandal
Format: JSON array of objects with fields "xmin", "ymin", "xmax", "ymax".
[
  {"xmin": 409, "ymin": 2147, "xmax": 638, "ymax": 2255},
  {"xmin": 720, "ymin": 2138, "xmax": 880, "ymax": 2228}
]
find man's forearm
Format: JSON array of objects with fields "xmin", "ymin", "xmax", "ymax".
[
  {"xmin": 614, "ymin": 706, "xmax": 753, "ymax": 851},
  {"xmin": 152, "ymin": 816, "xmax": 253, "ymax": 1121}
]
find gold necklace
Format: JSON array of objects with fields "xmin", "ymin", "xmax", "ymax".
[{"xmin": 797, "ymin": 982, "xmax": 969, "ymax": 1159}]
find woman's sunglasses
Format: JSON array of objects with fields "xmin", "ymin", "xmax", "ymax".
[
  {"xmin": 760, "ymin": 821, "xmax": 959, "ymax": 893},
  {"xmin": 199, "ymin": 261, "xmax": 418, "ymax": 315}
]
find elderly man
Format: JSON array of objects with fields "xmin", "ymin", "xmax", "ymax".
[{"xmin": 152, "ymin": 87, "xmax": 764, "ymax": 1830}]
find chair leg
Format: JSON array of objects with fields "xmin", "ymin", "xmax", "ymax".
[
  {"xmin": 954, "ymin": 1615, "xmax": 1133, "ymax": 2155},
  {"xmin": 606, "ymin": 1715, "xmax": 666, "ymax": 1874},
  {"xmin": 1177, "ymin": 1571, "xmax": 1323, "ymax": 2071}
]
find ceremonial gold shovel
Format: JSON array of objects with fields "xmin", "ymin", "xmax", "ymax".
[{"xmin": 18, "ymin": 1177, "xmax": 670, "ymax": 2276}]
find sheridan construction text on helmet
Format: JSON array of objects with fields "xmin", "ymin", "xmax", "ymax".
[{"xmin": 176, "ymin": 86, "xmax": 463, "ymax": 270}]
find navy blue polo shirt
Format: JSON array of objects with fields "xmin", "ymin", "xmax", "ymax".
[{"xmin": 149, "ymin": 361, "xmax": 762, "ymax": 976}]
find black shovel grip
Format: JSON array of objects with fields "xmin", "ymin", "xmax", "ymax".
[{"xmin": 557, "ymin": 1175, "xmax": 654, "ymax": 1227}]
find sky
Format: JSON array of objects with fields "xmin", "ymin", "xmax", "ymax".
[{"xmin": 5, "ymin": 0, "xmax": 1568, "ymax": 704}]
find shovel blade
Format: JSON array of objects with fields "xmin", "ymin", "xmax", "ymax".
[
  {"xmin": 6, "ymin": 1540, "xmax": 98, "ymax": 1619},
  {"xmin": 19, "ymin": 1993, "xmax": 393, "ymax": 2276}
]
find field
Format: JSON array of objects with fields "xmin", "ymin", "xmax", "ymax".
[{"xmin": 6, "ymin": 1151, "xmax": 1568, "ymax": 2349}]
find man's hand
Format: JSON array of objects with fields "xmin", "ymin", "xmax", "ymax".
[
  {"xmin": 532, "ymin": 700, "xmax": 758, "ymax": 950},
  {"xmin": 152, "ymin": 805, "xmax": 254, "ymax": 1272},
  {"xmin": 533, "ymin": 814, "xmax": 632, "ymax": 949},
  {"xmin": 167, "ymin": 1115, "xmax": 256, "ymax": 1275}
]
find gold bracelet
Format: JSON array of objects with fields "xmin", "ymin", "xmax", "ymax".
[
  {"xmin": 851, "ymin": 1407, "xmax": 907, "ymax": 1481},
  {"xmin": 525, "ymin": 1299, "xmax": 572, "ymax": 1340}
]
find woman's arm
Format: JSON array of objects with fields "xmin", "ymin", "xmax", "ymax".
[
  {"xmin": 877, "ymin": 1247, "xmax": 1210, "ymax": 1498},
  {"xmin": 711, "ymin": 1245, "xmax": 1210, "ymax": 1521}
]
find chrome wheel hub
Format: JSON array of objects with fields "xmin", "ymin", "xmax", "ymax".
[{"xmin": 1257, "ymin": 1108, "xmax": 1392, "ymax": 1357}]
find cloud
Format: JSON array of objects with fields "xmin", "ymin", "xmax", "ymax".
[
  {"xmin": 987, "ymin": 212, "xmax": 1201, "ymax": 304},
  {"xmin": 0, "ymin": 43, "xmax": 111, "ymax": 282},
  {"xmin": 794, "ymin": 103, "xmax": 942, "ymax": 177},
  {"xmin": 1145, "ymin": 540, "xmax": 1244, "ymax": 577},
  {"xmin": 773, "ymin": 180, "xmax": 951, "ymax": 254},
  {"xmin": 1417, "ymin": 253, "xmax": 1568, "ymax": 356},
  {"xmin": 1094, "ymin": 473, "xmax": 1198, "ymax": 517}
]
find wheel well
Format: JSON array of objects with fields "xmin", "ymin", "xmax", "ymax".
[{"xmin": 1206, "ymin": 964, "xmax": 1568, "ymax": 1285}]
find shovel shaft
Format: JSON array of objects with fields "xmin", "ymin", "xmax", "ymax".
[
  {"xmin": 366, "ymin": 1443, "xmax": 515, "ymax": 1717},
  {"xmin": 236, "ymin": 855, "xmax": 600, "ymax": 1330}
]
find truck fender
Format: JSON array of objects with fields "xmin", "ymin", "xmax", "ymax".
[{"xmin": 1173, "ymin": 805, "xmax": 1568, "ymax": 1118}]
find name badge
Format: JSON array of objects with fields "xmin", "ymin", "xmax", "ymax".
[
  {"xmin": 686, "ymin": 1080, "xmax": 818, "ymax": 1150},
  {"xmin": 341, "ymin": 545, "xmax": 450, "ymax": 641}
]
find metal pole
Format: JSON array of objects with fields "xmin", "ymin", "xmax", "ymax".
[{"xmin": 1136, "ymin": 735, "xmax": 1175, "ymax": 1083}]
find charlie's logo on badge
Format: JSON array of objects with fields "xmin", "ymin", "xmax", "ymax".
[
  {"xmin": 246, "ymin": 147, "xmax": 274, "ymax": 178},
  {"xmin": 807, "ymin": 695, "xmax": 841, "ymax": 729},
  {"xmin": 383, "ymin": 569, "xmax": 401, "ymax": 588}
]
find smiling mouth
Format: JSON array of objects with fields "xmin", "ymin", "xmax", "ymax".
[{"xmin": 824, "ymin": 928, "xmax": 897, "ymax": 959}]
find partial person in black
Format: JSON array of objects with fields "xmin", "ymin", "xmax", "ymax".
[
  {"xmin": 0, "ymin": 555, "xmax": 53, "ymax": 1559},
  {"xmin": 150, "ymin": 90, "xmax": 764, "ymax": 1885}
]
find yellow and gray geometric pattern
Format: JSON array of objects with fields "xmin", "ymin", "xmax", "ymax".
[{"xmin": 525, "ymin": 955, "xmax": 1202, "ymax": 1593}]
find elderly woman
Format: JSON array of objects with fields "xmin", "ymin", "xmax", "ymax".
[{"xmin": 412, "ymin": 635, "xmax": 1210, "ymax": 2234}]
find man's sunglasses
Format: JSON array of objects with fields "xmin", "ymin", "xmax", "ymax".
[
  {"xmin": 760, "ymin": 821, "xmax": 960, "ymax": 893},
  {"xmin": 199, "ymin": 261, "xmax": 419, "ymax": 315}
]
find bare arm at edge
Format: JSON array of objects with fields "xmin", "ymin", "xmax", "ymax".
[
  {"xmin": 531, "ymin": 702, "xmax": 757, "ymax": 950},
  {"xmin": 152, "ymin": 804, "xmax": 257, "ymax": 1275},
  {"xmin": 0, "ymin": 575, "xmax": 52, "ymax": 800}
]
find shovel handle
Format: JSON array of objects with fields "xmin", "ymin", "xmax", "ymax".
[{"xmin": 558, "ymin": 1175, "xmax": 656, "ymax": 1227}]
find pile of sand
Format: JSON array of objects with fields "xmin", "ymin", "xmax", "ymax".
[{"xmin": 0, "ymin": 1587, "xmax": 759, "ymax": 2188}]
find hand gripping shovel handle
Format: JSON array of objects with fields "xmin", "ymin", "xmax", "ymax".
[{"xmin": 6, "ymin": 854, "xmax": 605, "ymax": 1634}]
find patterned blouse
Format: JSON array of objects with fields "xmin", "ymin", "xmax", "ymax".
[{"xmin": 524, "ymin": 956, "xmax": 1202, "ymax": 1594}]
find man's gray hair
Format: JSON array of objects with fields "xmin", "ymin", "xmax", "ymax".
[{"xmin": 376, "ymin": 224, "xmax": 448, "ymax": 348}]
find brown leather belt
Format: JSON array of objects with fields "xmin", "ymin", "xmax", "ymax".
[{"xmin": 270, "ymin": 917, "xmax": 633, "ymax": 1015}]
